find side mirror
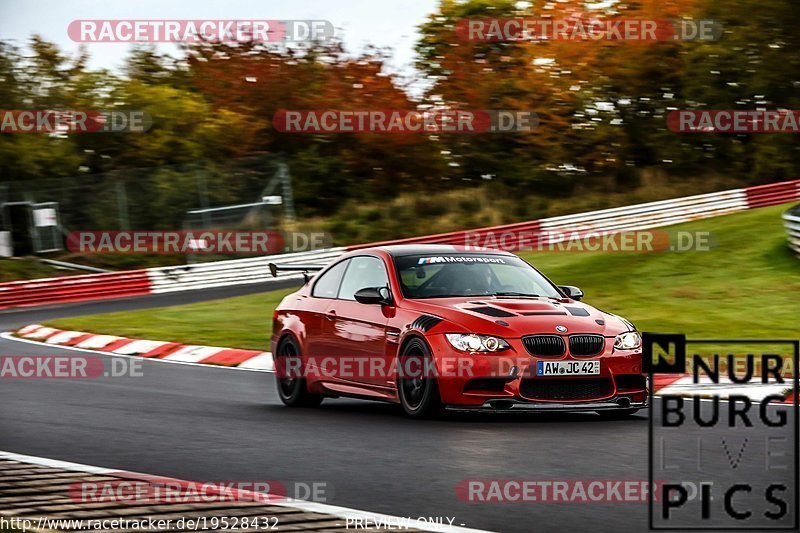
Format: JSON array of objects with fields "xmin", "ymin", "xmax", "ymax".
[
  {"xmin": 354, "ymin": 286, "xmax": 393, "ymax": 306},
  {"xmin": 559, "ymin": 285, "xmax": 584, "ymax": 301}
]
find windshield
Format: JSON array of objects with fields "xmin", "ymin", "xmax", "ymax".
[{"xmin": 394, "ymin": 253, "xmax": 562, "ymax": 299}]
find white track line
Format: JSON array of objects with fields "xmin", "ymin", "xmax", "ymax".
[
  {"xmin": 0, "ymin": 450, "xmax": 114, "ymax": 475},
  {"xmin": 0, "ymin": 450, "xmax": 494, "ymax": 533}
]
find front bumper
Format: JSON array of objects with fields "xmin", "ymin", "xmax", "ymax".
[{"xmin": 426, "ymin": 333, "xmax": 647, "ymax": 407}]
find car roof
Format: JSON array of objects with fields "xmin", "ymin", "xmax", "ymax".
[{"xmin": 368, "ymin": 244, "xmax": 514, "ymax": 257}]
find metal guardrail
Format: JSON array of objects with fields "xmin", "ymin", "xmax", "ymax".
[
  {"xmin": 351, "ymin": 181, "xmax": 800, "ymax": 251},
  {"xmin": 37, "ymin": 258, "xmax": 111, "ymax": 273},
  {"xmin": 783, "ymin": 206, "xmax": 800, "ymax": 256},
  {"xmin": 536, "ymin": 190, "xmax": 747, "ymax": 241},
  {"xmin": 147, "ymin": 248, "xmax": 346, "ymax": 293},
  {"xmin": 351, "ymin": 189, "xmax": 751, "ymax": 250},
  {"xmin": 0, "ymin": 270, "xmax": 152, "ymax": 309},
  {"xmin": 0, "ymin": 249, "xmax": 345, "ymax": 308},
  {"xmin": 0, "ymin": 180, "xmax": 798, "ymax": 310}
]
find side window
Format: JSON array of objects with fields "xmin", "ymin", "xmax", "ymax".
[
  {"xmin": 311, "ymin": 260, "xmax": 349, "ymax": 298},
  {"xmin": 338, "ymin": 256, "xmax": 389, "ymax": 301}
]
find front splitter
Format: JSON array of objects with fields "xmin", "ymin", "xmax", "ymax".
[{"xmin": 445, "ymin": 399, "xmax": 648, "ymax": 413}]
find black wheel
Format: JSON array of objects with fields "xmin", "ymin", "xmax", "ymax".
[
  {"xmin": 596, "ymin": 408, "xmax": 640, "ymax": 419},
  {"xmin": 275, "ymin": 336, "xmax": 323, "ymax": 407},
  {"xmin": 397, "ymin": 337, "xmax": 443, "ymax": 418}
]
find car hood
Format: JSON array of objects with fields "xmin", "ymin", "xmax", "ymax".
[{"xmin": 404, "ymin": 296, "xmax": 633, "ymax": 338}]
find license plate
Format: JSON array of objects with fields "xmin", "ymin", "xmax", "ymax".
[{"xmin": 536, "ymin": 360, "xmax": 600, "ymax": 376}]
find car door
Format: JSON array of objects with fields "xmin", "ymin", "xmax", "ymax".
[
  {"xmin": 305, "ymin": 258, "xmax": 350, "ymax": 359},
  {"xmin": 324, "ymin": 255, "xmax": 393, "ymax": 389}
]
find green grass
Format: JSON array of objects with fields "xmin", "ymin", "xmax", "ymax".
[
  {"xmin": 518, "ymin": 204, "xmax": 800, "ymax": 338},
  {"xmin": 46, "ymin": 204, "xmax": 800, "ymax": 349},
  {"xmin": 0, "ymin": 257, "xmax": 67, "ymax": 282},
  {"xmin": 48, "ymin": 288, "xmax": 295, "ymax": 350}
]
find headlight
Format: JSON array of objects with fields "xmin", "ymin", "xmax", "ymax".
[
  {"xmin": 614, "ymin": 331, "xmax": 642, "ymax": 350},
  {"xmin": 445, "ymin": 333, "xmax": 510, "ymax": 353}
]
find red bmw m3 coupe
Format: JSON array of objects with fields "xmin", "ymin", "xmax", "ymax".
[{"xmin": 270, "ymin": 245, "xmax": 646, "ymax": 418}]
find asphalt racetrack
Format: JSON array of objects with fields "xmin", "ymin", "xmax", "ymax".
[{"xmin": 0, "ymin": 284, "xmax": 795, "ymax": 533}]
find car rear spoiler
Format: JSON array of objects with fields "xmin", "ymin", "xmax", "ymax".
[{"xmin": 268, "ymin": 263, "xmax": 326, "ymax": 282}]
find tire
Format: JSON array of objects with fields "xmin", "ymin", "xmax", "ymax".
[
  {"xmin": 397, "ymin": 337, "xmax": 443, "ymax": 418},
  {"xmin": 275, "ymin": 336, "xmax": 323, "ymax": 408},
  {"xmin": 596, "ymin": 408, "xmax": 640, "ymax": 419}
]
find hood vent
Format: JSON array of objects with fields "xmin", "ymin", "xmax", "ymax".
[
  {"xmin": 565, "ymin": 307, "xmax": 590, "ymax": 317},
  {"xmin": 520, "ymin": 311, "xmax": 567, "ymax": 316},
  {"xmin": 410, "ymin": 314, "xmax": 443, "ymax": 332},
  {"xmin": 467, "ymin": 306, "xmax": 516, "ymax": 318}
]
